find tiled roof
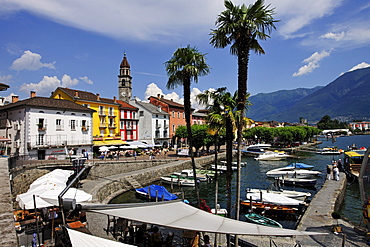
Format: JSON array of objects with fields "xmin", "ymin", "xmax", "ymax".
[
  {"xmin": 149, "ymin": 96, "xmax": 186, "ymax": 109},
  {"xmin": 0, "ymin": 97, "xmax": 95, "ymax": 113},
  {"xmin": 0, "ymin": 82, "xmax": 9, "ymax": 91},
  {"xmin": 120, "ymin": 54, "xmax": 130, "ymax": 68},
  {"xmin": 55, "ymin": 87, "xmax": 118, "ymax": 105},
  {"xmin": 135, "ymin": 101, "xmax": 170, "ymax": 115},
  {"xmin": 116, "ymin": 100, "xmax": 138, "ymax": 110}
]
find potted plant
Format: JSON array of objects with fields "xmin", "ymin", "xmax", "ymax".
[{"xmin": 331, "ymin": 211, "xmax": 342, "ymax": 233}]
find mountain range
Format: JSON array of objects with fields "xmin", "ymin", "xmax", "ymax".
[{"xmin": 248, "ymin": 67, "xmax": 370, "ymax": 123}]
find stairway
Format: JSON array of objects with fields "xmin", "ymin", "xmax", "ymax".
[{"xmin": 124, "ymin": 176, "xmax": 142, "ymax": 189}]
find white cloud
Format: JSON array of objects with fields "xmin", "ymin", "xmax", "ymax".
[
  {"xmin": 320, "ymin": 32, "xmax": 345, "ymax": 41},
  {"xmin": 293, "ymin": 50, "xmax": 331, "ymax": 77},
  {"xmin": 144, "ymin": 83, "xmax": 212, "ymax": 110},
  {"xmin": 0, "ymin": 75, "xmax": 13, "ymax": 84},
  {"xmin": 19, "ymin": 74, "xmax": 87, "ymax": 95},
  {"xmin": 12, "ymin": 50, "xmax": 55, "ymax": 71},
  {"xmin": 79, "ymin": 76, "xmax": 94, "ymax": 84}
]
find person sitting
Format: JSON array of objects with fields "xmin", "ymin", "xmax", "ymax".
[
  {"xmin": 202, "ymin": 235, "xmax": 212, "ymax": 247},
  {"xmin": 151, "ymin": 226, "xmax": 163, "ymax": 247}
]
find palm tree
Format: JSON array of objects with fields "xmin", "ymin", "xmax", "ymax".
[
  {"xmin": 210, "ymin": 1, "xmax": 278, "ymax": 238},
  {"xmin": 165, "ymin": 45, "xmax": 210, "ymax": 207}
]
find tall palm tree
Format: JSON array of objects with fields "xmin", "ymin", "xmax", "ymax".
[
  {"xmin": 210, "ymin": 0, "xmax": 278, "ymax": 235},
  {"xmin": 165, "ymin": 45, "xmax": 210, "ymax": 207}
]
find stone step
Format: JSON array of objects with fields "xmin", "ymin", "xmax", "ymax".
[{"xmin": 124, "ymin": 176, "xmax": 142, "ymax": 189}]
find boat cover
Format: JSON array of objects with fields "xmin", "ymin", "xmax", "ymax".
[
  {"xmin": 136, "ymin": 184, "xmax": 178, "ymax": 201},
  {"xmin": 245, "ymin": 193, "xmax": 304, "ymax": 206},
  {"xmin": 66, "ymin": 228, "xmax": 134, "ymax": 247},
  {"xmin": 285, "ymin": 163, "xmax": 314, "ymax": 169},
  {"xmin": 85, "ymin": 200, "xmax": 324, "ymax": 236}
]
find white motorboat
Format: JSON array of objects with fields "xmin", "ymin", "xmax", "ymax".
[
  {"xmin": 244, "ymin": 192, "xmax": 306, "ymax": 206},
  {"xmin": 160, "ymin": 175, "xmax": 197, "ymax": 187},
  {"xmin": 173, "ymin": 169, "xmax": 209, "ymax": 182},
  {"xmin": 211, "ymin": 163, "xmax": 237, "ymax": 171},
  {"xmin": 246, "ymin": 188, "xmax": 311, "ymax": 200},
  {"xmin": 254, "ymin": 151, "xmax": 290, "ymax": 161},
  {"xmin": 242, "ymin": 144, "xmax": 271, "ymax": 155},
  {"xmin": 211, "ymin": 204, "xmax": 228, "ymax": 216},
  {"xmin": 266, "ymin": 167, "xmax": 321, "ymax": 178},
  {"xmin": 316, "ymin": 147, "xmax": 342, "ymax": 155}
]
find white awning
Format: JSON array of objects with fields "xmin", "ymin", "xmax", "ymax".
[
  {"xmin": 85, "ymin": 200, "xmax": 324, "ymax": 236},
  {"xmin": 66, "ymin": 228, "xmax": 134, "ymax": 247}
]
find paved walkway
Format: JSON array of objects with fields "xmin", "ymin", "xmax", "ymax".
[{"xmin": 0, "ymin": 158, "xmax": 18, "ymax": 246}]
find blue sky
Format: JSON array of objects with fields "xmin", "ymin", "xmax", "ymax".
[{"xmin": 0, "ymin": 0, "xmax": 370, "ymax": 109}]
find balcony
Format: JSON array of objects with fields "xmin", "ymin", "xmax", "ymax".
[
  {"xmin": 99, "ymin": 111, "xmax": 106, "ymax": 117},
  {"xmin": 37, "ymin": 126, "xmax": 47, "ymax": 131},
  {"xmin": 156, "ymin": 124, "xmax": 162, "ymax": 129},
  {"xmin": 99, "ymin": 124, "xmax": 107, "ymax": 128},
  {"xmin": 108, "ymin": 124, "xmax": 116, "ymax": 129}
]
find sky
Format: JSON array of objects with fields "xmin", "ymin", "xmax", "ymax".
[{"xmin": 0, "ymin": 0, "xmax": 370, "ymax": 110}]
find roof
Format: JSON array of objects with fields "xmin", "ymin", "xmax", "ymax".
[
  {"xmin": 0, "ymin": 97, "xmax": 95, "ymax": 113},
  {"xmin": 0, "ymin": 82, "xmax": 9, "ymax": 91},
  {"xmin": 149, "ymin": 96, "xmax": 187, "ymax": 109},
  {"xmin": 120, "ymin": 54, "xmax": 130, "ymax": 68},
  {"xmin": 54, "ymin": 87, "xmax": 119, "ymax": 105},
  {"xmin": 192, "ymin": 111, "xmax": 207, "ymax": 117},
  {"xmin": 116, "ymin": 100, "xmax": 138, "ymax": 110},
  {"xmin": 134, "ymin": 101, "xmax": 170, "ymax": 115},
  {"xmin": 85, "ymin": 200, "xmax": 324, "ymax": 236}
]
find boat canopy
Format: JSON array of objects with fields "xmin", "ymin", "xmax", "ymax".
[
  {"xmin": 84, "ymin": 200, "xmax": 324, "ymax": 236},
  {"xmin": 345, "ymin": 151, "xmax": 365, "ymax": 157},
  {"xmin": 136, "ymin": 185, "xmax": 178, "ymax": 201}
]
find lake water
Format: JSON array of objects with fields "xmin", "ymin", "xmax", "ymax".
[{"xmin": 110, "ymin": 134, "xmax": 370, "ymax": 229}]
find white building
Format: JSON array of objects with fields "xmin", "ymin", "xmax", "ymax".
[
  {"xmin": 129, "ymin": 98, "xmax": 170, "ymax": 147},
  {"xmin": 0, "ymin": 93, "xmax": 94, "ymax": 159}
]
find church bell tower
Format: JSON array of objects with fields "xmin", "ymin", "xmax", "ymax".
[{"xmin": 118, "ymin": 53, "xmax": 132, "ymax": 102}]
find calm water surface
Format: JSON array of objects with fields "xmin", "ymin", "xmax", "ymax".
[{"xmin": 110, "ymin": 135, "xmax": 370, "ymax": 228}]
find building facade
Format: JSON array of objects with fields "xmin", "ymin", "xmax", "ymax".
[
  {"xmin": 130, "ymin": 98, "xmax": 170, "ymax": 147},
  {"xmin": 117, "ymin": 100, "xmax": 139, "ymax": 141},
  {"xmin": 0, "ymin": 93, "xmax": 94, "ymax": 159}
]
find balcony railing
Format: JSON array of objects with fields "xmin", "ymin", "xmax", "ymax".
[
  {"xmin": 28, "ymin": 135, "xmax": 92, "ymax": 148},
  {"xmin": 156, "ymin": 124, "xmax": 162, "ymax": 129}
]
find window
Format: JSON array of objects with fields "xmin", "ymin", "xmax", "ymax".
[
  {"xmin": 37, "ymin": 118, "xmax": 46, "ymax": 130},
  {"xmin": 109, "ymin": 107, "xmax": 114, "ymax": 116},
  {"xmin": 99, "ymin": 106, "xmax": 105, "ymax": 115},
  {"xmin": 81, "ymin": 120, "xmax": 87, "ymax": 131},
  {"xmin": 139, "ymin": 111, "xmax": 144, "ymax": 117},
  {"xmin": 56, "ymin": 119, "xmax": 62, "ymax": 130},
  {"xmin": 132, "ymin": 112, "xmax": 137, "ymax": 119},
  {"xmin": 172, "ymin": 124, "xmax": 175, "ymax": 132},
  {"xmin": 172, "ymin": 111, "xmax": 175, "ymax": 118},
  {"xmin": 120, "ymin": 120, "xmax": 124, "ymax": 129},
  {"xmin": 183, "ymin": 112, "xmax": 185, "ymax": 119},
  {"xmin": 109, "ymin": 118, "xmax": 114, "ymax": 127},
  {"xmin": 178, "ymin": 112, "xmax": 180, "ymax": 118},
  {"xmin": 37, "ymin": 134, "xmax": 44, "ymax": 145},
  {"xmin": 70, "ymin": 120, "xmax": 76, "ymax": 130}
]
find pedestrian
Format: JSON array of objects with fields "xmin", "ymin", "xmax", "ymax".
[
  {"xmin": 333, "ymin": 165, "xmax": 339, "ymax": 181},
  {"xmin": 202, "ymin": 235, "xmax": 212, "ymax": 247},
  {"xmin": 337, "ymin": 159, "xmax": 343, "ymax": 172},
  {"xmin": 69, "ymin": 148, "xmax": 74, "ymax": 161},
  {"xmin": 326, "ymin": 165, "xmax": 332, "ymax": 180}
]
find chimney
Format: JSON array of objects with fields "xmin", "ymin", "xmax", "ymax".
[
  {"xmin": 171, "ymin": 99, "xmax": 173, "ymax": 101},
  {"xmin": 12, "ymin": 95, "xmax": 19, "ymax": 103},
  {"xmin": 96, "ymin": 93, "xmax": 100, "ymax": 101},
  {"xmin": 75, "ymin": 91, "xmax": 79, "ymax": 98},
  {"xmin": 113, "ymin": 96, "xmax": 117, "ymax": 103},
  {"xmin": 157, "ymin": 94, "xmax": 160, "ymax": 98},
  {"xmin": 161, "ymin": 95, "xmax": 164, "ymax": 98},
  {"xmin": 30, "ymin": 91, "xmax": 36, "ymax": 98}
]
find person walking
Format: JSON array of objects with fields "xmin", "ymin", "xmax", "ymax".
[
  {"xmin": 326, "ymin": 165, "xmax": 332, "ymax": 180},
  {"xmin": 333, "ymin": 165, "xmax": 339, "ymax": 181}
]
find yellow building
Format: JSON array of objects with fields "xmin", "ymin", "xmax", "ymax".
[{"xmin": 51, "ymin": 87, "xmax": 127, "ymax": 147}]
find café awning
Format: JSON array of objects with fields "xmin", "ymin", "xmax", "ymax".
[{"xmin": 94, "ymin": 140, "xmax": 128, "ymax": 146}]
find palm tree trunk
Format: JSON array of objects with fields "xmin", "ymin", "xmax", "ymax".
[
  {"xmin": 183, "ymin": 78, "xmax": 200, "ymax": 207},
  {"xmin": 235, "ymin": 47, "xmax": 250, "ymax": 246},
  {"xmin": 213, "ymin": 136, "xmax": 219, "ymax": 247},
  {"xmin": 225, "ymin": 117, "xmax": 233, "ymax": 247}
]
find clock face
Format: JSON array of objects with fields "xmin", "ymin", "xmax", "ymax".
[{"xmin": 121, "ymin": 91, "xmax": 126, "ymax": 96}]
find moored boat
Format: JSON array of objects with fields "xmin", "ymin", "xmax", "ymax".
[
  {"xmin": 244, "ymin": 192, "xmax": 306, "ymax": 206},
  {"xmin": 266, "ymin": 167, "xmax": 321, "ymax": 178},
  {"xmin": 316, "ymin": 147, "xmax": 342, "ymax": 155},
  {"xmin": 284, "ymin": 163, "xmax": 314, "ymax": 170},
  {"xmin": 160, "ymin": 175, "xmax": 197, "ymax": 187},
  {"xmin": 254, "ymin": 151, "xmax": 290, "ymax": 161},
  {"xmin": 135, "ymin": 184, "xmax": 178, "ymax": 201},
  {"xmin": 240, "ymin": 201, "xmax": 299, "ymax": 216},
  {"xmin": 245, "ymin": 213, "xmax": 282, "ymax": 228},
  {"xmin": 246, "ymin": 188, "xmax": 311, "ymax": 201},
  {"xmin": 279, "ymin": 177, "xmax": 317, "ymax": 188}
]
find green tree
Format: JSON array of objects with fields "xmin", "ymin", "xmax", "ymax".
[
  {"xmin": 210, "ymin": 2, "xmax": 278, "ymax": 235},
  {"xmin": 165, "ymin": 45, "xmax": 210, "ymax": 207}
]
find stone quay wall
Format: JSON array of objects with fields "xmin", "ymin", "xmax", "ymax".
[{"xmin": 87, "ymin": 153, "xmax": 227, "ymax": 204}]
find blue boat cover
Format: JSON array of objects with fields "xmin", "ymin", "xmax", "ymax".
[
  {"xmin": 136, "ymin": 184, "xmax": 178, "ymax": 201},
  {"xmin": 285, "ymin": 163, "xmax": 314, "ymax": 169}
]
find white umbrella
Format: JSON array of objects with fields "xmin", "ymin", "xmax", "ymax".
[
  {"xmin": 108, "ymin": 146, "xmax": 118, "ymax": 149},
  {"xmin": 99, "ymin": 146, "xmax": 109, "ymax": 152}
]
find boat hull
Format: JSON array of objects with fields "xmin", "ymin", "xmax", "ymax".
[{"xmin": 245, "ymin": 213, "xmax": 282, "ymax": 228}]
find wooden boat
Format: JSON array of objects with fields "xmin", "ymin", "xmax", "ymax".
[
  {"xmin": 240, "ymin": 201, "xmax": 299, "ymax": 216},
  {"xmin": 244, "ymin": 213, "xmax": 282, "ymax": 228}
]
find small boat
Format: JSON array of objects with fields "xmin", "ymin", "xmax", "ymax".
[
  {"xmin": 242, "ymin": 144, "xmax": 272, "ymax": 155},
  {"xmin": 284, "ymin": 163, "xmax": 314, "ymax": 170},
  {"xmin": 173, "ymin": 170, "xmax": 209, "ymax": 182},
  {"xmin": 316, "ymin": 147, "xmax": 342, "ymax": 155},
  {"xmin": 211, "ymin": 162, "xmax": 237, "ymax": 171},
  {"xmin": 160, "ymin": 175, "xmax": 197, "ymax": 187},
  {"xmin": 195, "ymin": 169, "xmax": 219, "ymax": 178},
  {"xmin": 240, "ymin": 201, "xmax": 299, "ymax": 215},
  {"xmin": 135, "ymin": 184, "xmax": 178, "ymax": 201},
  {"xmin": 246, "ymin": 188, "xmax": 311, "ymax": 200},
  {"xmin": 211, "ymin": 204, "xmax": 228, "ymax": 217},
  {"xmin": 244, "ymin": 192, "xmax": 306, "ymax": 206},
  {"xmin": 279, "ymin": 177, "xmax": 317, "ymax": 188},
  {"xmin": 245, "ymin": 213, "xmax": 282, "ymax": 228},
  {"xmin": 266, "ymin": 167, "xmax": 321, "ymax": 178},
  {"xmin": 254, "ymin": 151, "xmax": 290, "ymax": 161}
]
